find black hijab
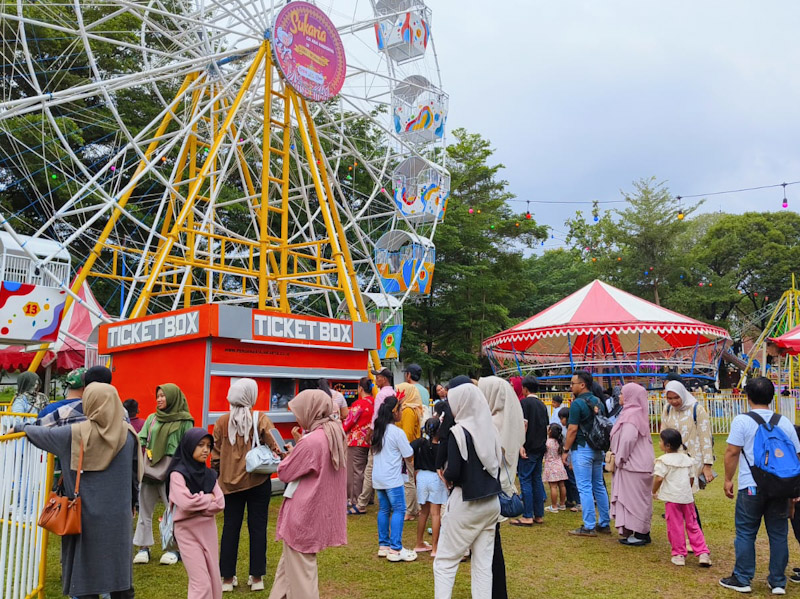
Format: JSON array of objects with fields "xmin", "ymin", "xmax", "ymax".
[{"xmin": 166, "ymin": 427, "xmax": 217, "ymax": 500}]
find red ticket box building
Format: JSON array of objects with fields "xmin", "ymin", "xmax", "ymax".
[{"xmin": 98, "ymin": 304, "xmax": 379, "ymax": 434}]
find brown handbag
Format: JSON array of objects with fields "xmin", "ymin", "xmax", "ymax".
[{"xmin": 38, "ymin": 442, "xmax": 83, "ymax": 536}]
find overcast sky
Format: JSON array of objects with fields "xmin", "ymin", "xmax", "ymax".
[{"xmin": 430, "ymin": 1, "xmax": 800, "ymax": 247}]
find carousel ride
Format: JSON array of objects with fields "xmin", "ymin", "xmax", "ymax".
[
  {"xmin": 0, "ymin": 0, "xmax": 450, "ymax": 371},
  {"xmin": 482, "ymin": 280, "xmax": 732, "ymax": 388}
]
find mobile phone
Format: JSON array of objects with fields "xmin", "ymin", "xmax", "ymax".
[{"xmin": 270, "ymin": 428, "xmax": 288, "ymax": 453}]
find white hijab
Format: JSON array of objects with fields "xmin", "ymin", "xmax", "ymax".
[
  {"xmin": 478, "ymin": 376, "xmax": 524, "ymax": 493},
  {"xmin": 448, "ymin": 382, "xmax": 502, "ymax": 478},
  {"xmin": 665, "ymin": 380, "xmax": 698, "ymax": 412},
  {"xmin": 227, "ymin": 378, "xmax": 259, "ymax": 445}
]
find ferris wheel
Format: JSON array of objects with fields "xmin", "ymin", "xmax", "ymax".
[{"xmin": 0, "ymin": 0, "xmax": 449, "ymax": 368}]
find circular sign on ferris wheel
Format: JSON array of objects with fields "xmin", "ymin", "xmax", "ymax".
[{"xmin": 272, "ymin": 2, "xmax": 347, "ymax": 102}]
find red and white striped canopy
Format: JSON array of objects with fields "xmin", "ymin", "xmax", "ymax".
[
  {"xmin": 483, "ymin": 280, "xmax": 730, "ymax": 358},
  {"xmin": 770, "ymin": 324, "xmax": 800, "ymax": 355}
]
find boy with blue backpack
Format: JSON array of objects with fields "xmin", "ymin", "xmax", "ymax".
[{"xmin": 720, "ymin": 377, "xmax": 800, "ymax": 595}]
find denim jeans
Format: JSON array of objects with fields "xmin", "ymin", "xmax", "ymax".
[
  {"xmin": 517, "ymin": 453, "xmax": 545, "ymax": 519},
  {"xmin": 733, "ymin": 489, "xmax": 789, "ymax": 587},
  {"xmin": 572, "ymin": 444, "xmax": 610, "ymax": 530},
  {"xmin": 377, "ymin": 486, "xmax": 406, "ymax": 551}
]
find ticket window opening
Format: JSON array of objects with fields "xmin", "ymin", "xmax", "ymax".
[{"xmin": 270, "ymin": 378, "xmax": 296, "ymax": 412}]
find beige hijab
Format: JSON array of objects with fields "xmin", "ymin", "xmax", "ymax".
[
  {"xmin": 665, "ymin": 380, "xmax": 698, "ymax": 412},
  {"xmin": 227, "ymin": 378, "xmax": 259, "ymax": 445},
  {"xmin": 71, "ymin": 383, "xmax": 141, "ymax": 480},
  {"xmin": 288, "ymin": 390, "xmax": 347, "ymax": 471},
  {"xmin": 448, "ymin": 382, "xmax": 502, "ymax": 478},
  {"xmin": 396, "ymin": 382, "xmax": 424, "ymax": 427},
  {"xmin": 479, "ymin": 376, "xmax": 525, "ymax": 493}
]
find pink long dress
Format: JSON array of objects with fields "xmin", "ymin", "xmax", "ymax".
[
  {"xmin": 170, "ymin": 471, "xmax": 226, "ymax": 599},
  {"xmin": 275, "ymin": 428, "xmax": 347, "ymax": 553},
  {"xmin": 609, "ymin": 422, "xmax": 654, "ymax": 535}
]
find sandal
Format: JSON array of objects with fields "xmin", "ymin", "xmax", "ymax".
[
  {"xmin": 413, "ymin": 542, "xmax": 433, "ymax": 552},
  {"xmin": 348, "ymin": 505, "xmax": 367, "ymax": 515},
  {"xmin": 510, "ymin": 519, "xmax": 533, "ymax": 527}
]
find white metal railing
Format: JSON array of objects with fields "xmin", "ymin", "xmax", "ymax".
[
  {"xmin": 0, "ymin": 414, "xmax": 53, "ymax": 599},
  {"xmin": 539, "ymin": 392, "xmax": 798, "ymax": 435},
  {"xmin": 0, "ymin": 254, "xmax": 70, "ymax": 287}
]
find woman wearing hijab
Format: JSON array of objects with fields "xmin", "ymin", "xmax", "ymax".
[
  {"xmin": 661, "ymin": 379, "xmax": 715, "ymax": 491},
  {"xmin": 434, "ymin": 377, "xmax": 502, "ymax": 599},
  {"xmin": 269, "ymin": 390, "xmax": 347, "ymax": 599},
  {"xmin": 168, "ymin": 428, "xmax": 225, "ymax": 599},
  {"xmin": 134, "ymin": 383, "xmax": 194, "ymax": 566},
  {"xmin": 478, "ymin": 376, "xmax": 525, "ymax": 599},
  {"xmin": 11, "ymin": 371, "xmax": 49, "ymax": 414},
  {"xmin": 397, "ymin": 381, "xmax": 424, "ymax": 520},
  {"xmin": 20, "ymin": 382, "xmax": 141, "ymax": 598},
  {"xmin": 609, "ymin": 383, "xmax": 655, "ymax": 546},
  {"xmin": 212, "ymin": 378, "xmax": 282, "ymax": 592}
]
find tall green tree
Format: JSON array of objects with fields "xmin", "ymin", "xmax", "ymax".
[
  {"xmin": 667, "ymin": 211, "xmax": 800, "ymax": 329},
  {"xmin": 566, "ymin": 177, "xmax": 700, "ymax": 305},
  {"xmin": 400, "ymin": 128, "xmax": 546, "ymax": 381}
]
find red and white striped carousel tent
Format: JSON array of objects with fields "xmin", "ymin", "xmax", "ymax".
[{"xmin": 482, "ymin": 280, "xmax": 731, "ymax": 383}]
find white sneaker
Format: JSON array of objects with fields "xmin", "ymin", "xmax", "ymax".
[
  {"xmin": 160, "ymin": 551, "xmax": 179, "ymax": 565},
  {"xmin": 769, "ymin": 581, "xmax": 787, "ymax": 595},
  {"xmin": 248, "ymin": 576, "xmax": 265, "ymax": 591},
  {"xmin": 386, "ymin": 548, "xmax": 417, "ymax": 562},
  {"xmin": 698, "ymin": 553, "xmax": 712, "ymax": 567},
  {"xmin": 132, "ymin": 549, "xmax": 150, "ymax": 564},
  {"xmin": 222, "ymin": 576, "xmax": 238, "ymax": 592},
  {"xmin": 671, "ymin": 555, "xmax": 685, "ymax": 566}
]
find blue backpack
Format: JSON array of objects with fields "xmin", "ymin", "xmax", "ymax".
[{"xmin": 744, "ymin": 412, "xmax": 800, "ymax": 498}]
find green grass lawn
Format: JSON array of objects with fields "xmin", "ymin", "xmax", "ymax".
[{"xmin": 44, "ymin": 436, "xmax": 800, "ymax": 598}]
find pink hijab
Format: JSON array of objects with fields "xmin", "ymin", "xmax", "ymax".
[{"xmin": 611, "ymin": 383, "xmax": 650, "ymax": 438}]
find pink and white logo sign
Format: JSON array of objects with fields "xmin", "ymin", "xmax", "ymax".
[{"xmin": 272, "ymin": 2, "xmax": 346, "ymax": 102}]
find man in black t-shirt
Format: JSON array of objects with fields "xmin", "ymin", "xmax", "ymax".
[{"xmin": 510, "ymin": 376, "xmax": 549, "ymax": 526}]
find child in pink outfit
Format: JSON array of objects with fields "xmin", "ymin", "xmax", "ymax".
[
  {"xmin": 543, "ymin": 424, "xmax": 568, "ymax": 512},
  {"xmin": 652, "ymin": 428, "xmax": 711, "ymax": 567},
  {"xmin": 168, "ymin": 428, "xmax": 226, "ymax": 599}
]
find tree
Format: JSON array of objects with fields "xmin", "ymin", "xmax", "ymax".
[
  {"xmin": 667, "ymin": 211, "xmax": 800, "ymax": 329},
  {"xmin": 400, "ymin": 128, "xmax": 546, "ymax": 381},
  {"xmin": 566, "ymin": 177, "xmax": 700, "ymax": 305}
]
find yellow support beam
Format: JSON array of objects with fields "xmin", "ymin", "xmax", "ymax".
[
  {"xmin": 132, "ymin": 44, "xmax": 268, "ymax": 318},
  {"xmin": 298, "ymin": 96, "xmax": 382, "ymax": 371},
  {"xmin": 28, "ymin": 72, "xmax": 197, "ymax": 372}
]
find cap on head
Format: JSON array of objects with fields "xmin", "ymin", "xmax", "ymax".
[
  {"xmin": 65, "ymin": 367, "xmax": 87, "ymax": 390},
  {"xmin": 403, "ymin": 363, "xmax": 423, "ymax": 381},
  {"xmin": 371, "ymin": 368, "xmax": 392, "ymax": 380}
]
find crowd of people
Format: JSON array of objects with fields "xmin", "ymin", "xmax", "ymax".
[{"xmin": 8, "ymin": 363, "xmax": 800, "ymax": 597}]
